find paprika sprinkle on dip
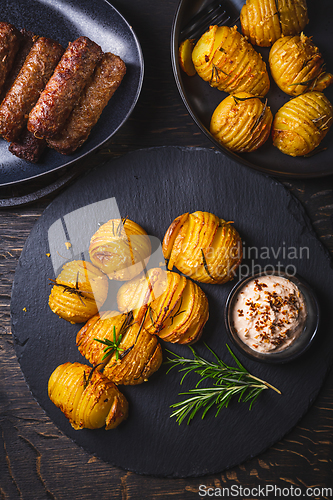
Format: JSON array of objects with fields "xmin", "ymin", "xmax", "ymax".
[{"xmin": 232, "ymin": 275, "xmax": 307, "ymax": 353}]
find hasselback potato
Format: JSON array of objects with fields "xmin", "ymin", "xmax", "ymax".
[
  {"xmin": 192, "ymin": 25, "xmax": 270, "ymax": 96},
  {"xmin": 76, "ymin": 310, "xmax": 163, "ymax": 385},
  {"xmin": 240, "ymin": 0, "xmax": 308, "ymax": 47},
  {"xmin": 117, "ymin": 268, "xmax": 209, "ymax": 344},
  {"xmin": 48, "ymin": 260, "xmax": 108, "ymax": 323},
  {"xmin": 48, "ymin": 362, "xmax": 128, "ymax": 430},
  {"xmin": 116, "ymin": 267, "xmax": 168, "ymax": 318},
  {"xmin": 163, "ymin": 211, "xmax": 242, "ymax": 284},
  {"xmin": 272, "ymin": 91, "xmax": 333, "ymax": 156},
  {"xmin": 89, "ymin": 218, "xmax": 151, "ymax": 281},
  {"xmin": 269, "ymin": 33, "xmax": 333, "ymax": 96},
  {"xmin": 210, "ymin": 92, "xmax": 273, "ymax": 152}
]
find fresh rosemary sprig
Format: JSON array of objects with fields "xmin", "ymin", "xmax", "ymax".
[
  {"xmin": 166, "ymin": 344, "xmax": 281, "ymax": 425},
  {"xmin": 94, "ymin": 325, "xmax": 124, "ymax": 361}
]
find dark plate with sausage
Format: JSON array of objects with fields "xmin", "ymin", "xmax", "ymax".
[{"xmin": 0, "ymin": 0, "xmax": 143, "ymax": 187}]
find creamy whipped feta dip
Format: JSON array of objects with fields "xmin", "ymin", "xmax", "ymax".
[{"xmin": 232, "ymin": 275, "xmax": 307, "ymax": 353}]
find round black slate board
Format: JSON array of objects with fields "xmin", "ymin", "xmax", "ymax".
[{"xmin": 11, "ymin": 147, "xmax": 333, "ymax": 477}]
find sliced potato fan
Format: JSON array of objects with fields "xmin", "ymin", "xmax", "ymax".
[
  {"xmin": 117, "ymin": 268, "xmax": 209, "ymax": 345},
  {"xmin": 89, "ymin": 218, "xmax": 151, "ymax": 281},
  {"xmin": 192, "ymin": 25, "xmax": 270, "ymax": 96},
  {"xmin": 240, "ymin": 0, "xmax": 308, "ymax": 47},
  {"xmin": 275, "ymin": 0, "xmax": 308, "ymax": 36},
  {"xmin": 163, "ymin": 211, "xmax": 242, "ymax": 284},
  {"xmin": 272, "ymin": 91, "xmax": 333, "ymax": 157},
  {"xmin": 48, "ymin": 362, "xmax": 128, "ymax": 430},
  {"xmin": 76, "ymin": 310, "xmax": 163, "ymax": 384},
  {"xmin": 269, "ymin": 33, "xmax": 333, "ymax": 96},
  {"xmin": 48, "ymin": 260, "xmax": 109, "ymax": 323},
  {"xmin": 210, "ymin": 92, "xmax": 273, "ymax": 153}
]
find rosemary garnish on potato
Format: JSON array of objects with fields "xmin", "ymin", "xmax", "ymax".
[
  {"xmin": 49, "ymin": 271, "xmax": 93, "ymax": 306},
  {"xmin": 117, "ymin": 215, "xmax": 129, "ymax": 236},
  {"xmin": 82, "ymin": 365, "xmax": 101, "ymax": 390},
  {"xmin": 201, "ymin": 249, "xmax": 218, "ymax": 282},
  {"xmin": 94, "ymin": 325, "xmax": 124, "ymax": 361},
  {"xmin": 288, "ymin": 65, "xmax": 325, "ymax": 91},
  {"xmin": 232, "ymin": 95, "xmax": 256, "ymax": 105},
  {"xmin": 94, "ymin": 311, "xmax": 133, "ymax": 361},
  {"xmin": 166, "ymin": 344, "xmax": 281, "ymax": 425},
  {"xmin": 250, "ymin": 98, "xmax": 268, "ymax": 133},
  {"xmin": 210, "ymin": 63, "xmax": 229, "ymax": 85},
  {"xmin": 311, "ymin": 114, "xmax": 332, "ymax": 132}
]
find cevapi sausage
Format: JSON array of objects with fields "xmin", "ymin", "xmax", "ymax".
[
  {"xmin": 0, "ymin": 22, "xmax": 21, "ymax": 97},
  {"xmin": 0, "ymin": 37, "xmax": 64, "ymax": 142},
  {"xmin": 9, "ymin": 129, "xmax": 47, "ymax": 163},
  {"xmin": 48, "ymin": 52, "xmax": 126, "ymax": 154},
  {"xmin": 0, "ymin": 29, "xmax": 38, "ymax": 103},
  {"xmin": 28, "ymin": 36, "xmax": 103, "ymax": 139}
]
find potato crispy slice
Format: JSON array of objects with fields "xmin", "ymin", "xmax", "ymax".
[
  {"xmin": 272, "ymin": 91, "xmax": 333, "ymax": 156},
  {"xmin": 48, "ymin": 362, "xmax": 128, "ymax": 430}
]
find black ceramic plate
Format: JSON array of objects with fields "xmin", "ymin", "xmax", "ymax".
[
  {"xmin": 0, "ymin": 0, "xmax": 143, "ymax": 187},
  {"xmin": 11, "ymin": 147, "xmax": 333, "ymax": 477},
  {"xmin": 171, "ymin": 0, "xmax": 333, "ymax": 178}
]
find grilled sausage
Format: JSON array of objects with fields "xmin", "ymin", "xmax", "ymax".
[
  {"xmin": 28, "ymin": 36, "xmax": 103, "ymax": 139},
  {"xmin": 48, "ymin": 53, "xmax": 126, "ymax": 155},
  {"xmin": 9, "ymin": 129, "xmax": 47, "ymax": 163},
  {"xmin": 0, "ymin": 29, "xmax": 38, "ymax": 103},
  {"xmin": 0, "ymin": 37, "xmax": 64, "ymax": 142},
  {"xmin": 0, "ymin": 22, "xmax": 21, "ymax": 97}
]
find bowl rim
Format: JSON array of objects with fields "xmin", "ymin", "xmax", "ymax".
[{"xmin": 224, "ymin": 268, "xmax": 320, "ymax": 364}]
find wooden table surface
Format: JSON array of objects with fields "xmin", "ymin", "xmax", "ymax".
[{"xmin": 1, "ymin": 1, "xmax": 333, "ymax": 498}]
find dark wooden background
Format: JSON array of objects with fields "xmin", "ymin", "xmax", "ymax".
[{"xmin": 1, "ymin": 0, "xmax": 333, "ymax": 498}]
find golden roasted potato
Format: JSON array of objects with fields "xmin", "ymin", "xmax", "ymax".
[
  {"xmin": 89, "ymin": 218, "xmax": 151, "ymax": 281},
  {"xmin": 179, "ymin": 38, "xmax": 196, "ymax": 76},
  {"xmin": 48, "ymin": 362, "xmax": 128, "ymax": 430},
  {"xmin": 76, "ymin": 310, "xmax": 163, "ymax": 385},
  {"xmin": 275, "ymin": 0, "xmax": 308, "ymax": 36},
  {"xmin": 48, "ymin": 260, "xmax": 109, "ymax": 323},
  {"xmin": 269, "ymin": 33, "xmax": 333, "ymax": 96},
  {"xmin": 192, "ymin": 25, "xmax": 270, "ymax": 96},
  {"xmin": 272, "ymin": 91, "xmax": 333, "ymax": 156},
  {"xmin": 240, "ymin": 0, "xmax": 308, "ymax": 47},
  {"xmin": 163, "ymin": 212, "xmax": 242, "ymax": 284},
  {"xmin": 116, "ymin": 267, "xmax": 168, "ymax": 318},
  {"xmin": 210, "ymin": 92, "xmax": 273, "ymax": 152},
  {"xmin": 117, "ymin": 268, "xmax": 209, "ymax": 345}
]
